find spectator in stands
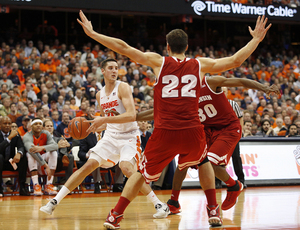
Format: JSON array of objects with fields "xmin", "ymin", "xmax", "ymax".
[
  {"xmin": 0, "ymin": 73, "xmax": 13, "ymax": 90},
  {"xmin": 273, "ymin": 117, "xmax": 286, "ymax": 135},
  {"xmin": 76, "ymin": 101, "xmax": 88, "ymax": 117},
  {"xmin": 56, "ymin": 112, "xmax": 72, "ymax": 144},
  {"xmin": 43, "ymin": 119, "xmax": 74, "ymax": 184},
  {"xmin": 243, "ymin": 121, "xmax": 253, "ymax": 137},
  {"xmin": 8, "ymin": 103, "xmax": 21, "ymax": 123},
  {"xmin": 0, "ymin": 96, "xmax": 11, "ymax": 116},
  {"xmin": 255, "ymin": 119, "xmax": 276, "ymax": 137},
  {"xmin": 286, "ymin": 124, "xmax": 299, "ymax": 137},
  {"xmin": 0, "ymin": 116, "xmax": 29, "ymax": 196}
]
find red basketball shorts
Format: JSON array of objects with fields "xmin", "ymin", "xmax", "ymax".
[
  {"xmin": 139, "ymin": 126, "xmax": 207, "ymax": 183},
  {"xmin": 205, "ymin": 122, "xmax": 241, "ymax": 166}
]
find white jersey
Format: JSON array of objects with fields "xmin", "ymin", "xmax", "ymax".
[{"xmin": 100, "ymin": 80, "xmax": 138, "ymax": 133}]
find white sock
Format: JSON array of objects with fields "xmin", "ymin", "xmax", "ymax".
[
  {"xmin": 47, "ymin": 176, "xmax": 54, "ymax": 185},
  {"xmin": 147, "ymin": 191, "xmax": 163, "ymax": 207},
  {"xmin": 53, "ymin": 186, "xmax": 70, "ymax": 204},
  {"xmin": 32, "ymin": 175, "xmax": 39, "ymax": 185}
]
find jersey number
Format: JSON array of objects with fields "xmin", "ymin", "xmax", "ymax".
[
  {"xmin": 198, "ymin": 104, "xmax": 217, "ymax": 122},
  {"xmin": 162, "ymin": 74, "xmax": 197, "ymax": 98}
]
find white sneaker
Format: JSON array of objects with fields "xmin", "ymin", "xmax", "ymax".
[
  {"xmin": 40, "ymin": 199, "xmax": 58, "ymax": 215},
  {"xmin": 153, "ymin": 203, "xmax": 170, "ymax": 219}
]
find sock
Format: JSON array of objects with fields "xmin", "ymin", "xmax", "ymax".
[
  {"xmin": 170, "ymin": 189, "xmax": 180, "ymax": 201},
  {"xmin": 47, "ymin": 176, "xmax": 54, "ymax": 185},
  {"xmin": 113, "ymin": 196, "xmax": 131, "ymax": 214},
  {"xmin": 32, "ymin": 175, "xmax": 39, "ymax": 185},
  {"xmin": 53, "ymin": 186, "xmax": 70, "ymax": 204},
  {"xmin": 147, "ymin": 191, "xmax": 163, "ymax": 207},
  {"xmin": 204, "ymin": 189, "xmax": 217, "ymax": 207},
  {"xmin": 224, "ymin": 177, "xmax": 236, "ymax": 187}
]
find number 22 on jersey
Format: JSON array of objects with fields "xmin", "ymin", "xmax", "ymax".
[
  {"xmin": 162, "ymin": 74, "xmax": 197, "ymax": 98},
  {"xmin": 198, "ymin": 104, "xmax": 217, "ymax": 122}
]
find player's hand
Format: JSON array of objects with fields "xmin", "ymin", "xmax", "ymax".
[
  {"xmin": 29, "ymin": 145, "xmax": 44, "ymax": 153},
  {"xmin": 265, "ymin": 84, "xmax": 280, "ymax": 99},
  {"xmin": 249, "ymin": 15, "xmax": 272, "ymax": 42},
  {"xmin": 77, "ymin": 10, "xmax": 94, "ymax": 37},
  {"xmin": 85, "ymin": 115, "xmax": 106, "ymax": 133}
]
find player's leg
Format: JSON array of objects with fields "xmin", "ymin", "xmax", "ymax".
[
  {"xmin": 27, "ymin": 153, "xmax": 43, "ymax": 196},
  {"xmin": 208, "ymin": 125, "xmax": 243, "ymax": 211},
  {"xmin": 44, "ymin": 151, "xmax": 58, "ymax": 195},
  {"xmin": 231, "ymin": 142, "xmax": 246, "ymax": 188},
  {"xmin": 40, "ymin": 157, "xmax": 100, "ymax": 215},
  {"xmin": 198, "ymin": 158, "xmax": 222, "ymax": 226},
  {"xmin": 119, "ymin": 158, "xmax": 168, "ymax": 218},
  {"xmin": 103, "ymin": 171, "xmax": 145, "ymax": 229},
  {"xmin": 167, "ymin": 166, "xmax": 188, "ymax": 214}
]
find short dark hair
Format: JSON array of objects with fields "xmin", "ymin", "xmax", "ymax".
[
  {"xmin": 261, "ymin": 119, "xmax": 271, "ymax": 126},
  {"xmin": 43, "ymin": 119, "xmax": 53, "ymax": 127},
  {"xmin": 101, "ymin": 58, "xmax": 117, "ymax": 69},
  {"xmin": 244, "ymin": 121, "xmax": 252, "ymax": 125},
  {"xmin": 166, "ymin": 29, "xmax": 188, "ymax": 54},
  {"xmin": 289, "ymin": 124, "xmax": 298, "ymax": 131}
]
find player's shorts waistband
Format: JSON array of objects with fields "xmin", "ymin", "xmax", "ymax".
[{"xmin": 107, "ymin": 129, "xmax": 138, "ymax": 135}]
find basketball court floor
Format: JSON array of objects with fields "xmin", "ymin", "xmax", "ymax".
[{"xmin": 0, "ymin": 186, "xmax": 299, "ymax": 230}]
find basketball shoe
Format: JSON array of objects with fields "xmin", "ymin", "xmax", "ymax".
[
  {"xmin": 221, "ymin": 180, "xmax": 243, "ymax": 210},
  {"xmin": 33, "ymin": 184, "xmax": 43, "ymax": 196},
  {"xmin": 103, "ymin": 209, "xmax": 124, "ymax": 229},
  {"xmin": 207, "ymin": 204, "xmax": 222, "ymax": 227},
  {"xmin": 167, "ymin": 199, "xmax": 182, "ymax": 215},
  {"xmin": 44, "ymin": 184, "xmax": 58, "ymax": 195},
  {"xmin": 153, "ymin": 203, "xmax": 170, "ymax": 218},
  {"xmin": 40, "ymin": 199, "xmax": 58, "ymax": 215}
]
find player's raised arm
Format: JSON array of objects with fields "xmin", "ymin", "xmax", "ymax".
[
  {"xmin": 199, "ymin": 15, "xmax": 271, "ymax": 74},
  {"xmin": 77, "ymin": 10, "xmax": 162, "ymax": 69}
]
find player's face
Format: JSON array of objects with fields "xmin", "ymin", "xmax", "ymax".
[
  {"xmin": 32, "ymin": 122, "xmax": 43, "ymax": 133},
  {"xmin": 103, "ymin": 62, "xmax": 118, "ymax": 82}
]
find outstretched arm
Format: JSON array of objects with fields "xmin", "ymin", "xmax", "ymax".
[
  {"xmin": 207, "ymin": 76, "xmax": 280, "ymax": 98},
  {"xmin": 77, "ymin": 10, "xmax": 162, "ymax": 69},
  {"xmin": 199, "ymin": 15, "xmax": 271, "ymax": 74}
]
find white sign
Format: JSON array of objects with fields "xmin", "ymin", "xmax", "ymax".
[
  {"xmin": 175, "ymin": 141, "xmax": 300, "ymax": 185},
  {"xmin": 191, "ymin": 0, "xmax": 297, "ymax": 18}
]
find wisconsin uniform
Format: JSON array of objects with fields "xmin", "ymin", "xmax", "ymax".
[
  {"xmin": 89, "ymin": 81, "xmax": 142, "ymax": 168},
  {"xmin": 199, "ymin": 76, "xmax": 242, "ymax": 166},
  {"xmin": 140, "ymin": 56, "xmax": 207, "ymax": 183}
]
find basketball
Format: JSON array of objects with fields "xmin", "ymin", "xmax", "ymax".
[{"xmin": 68, "ymin": 117, "xmax": 90, "ymax": 140}]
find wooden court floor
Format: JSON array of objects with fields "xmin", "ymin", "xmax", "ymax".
[{"xmin": 0, "ymin": 186, "xmax": 300, "ymax": 230}]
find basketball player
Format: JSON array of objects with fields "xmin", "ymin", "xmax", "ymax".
[
  {"xmin": 77, "ymin": 11, "xmax": 271, "ymax": 228},
  {"xmin": 23, "ymin": 118, "xmax": 59, "ymax": 195},
  {"xmin": 40, "ymin": 59, "xmax": 168, "ymax": 219},
  {"xmin": 166, "ymin": 76, "xmax": 280, "ymax": 214}
]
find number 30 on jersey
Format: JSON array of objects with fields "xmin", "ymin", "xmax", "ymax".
[{"xmin": 198, "ymin": 104, "xmax": 217, "ymax": 122}]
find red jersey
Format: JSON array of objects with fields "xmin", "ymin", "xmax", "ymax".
[
  {"xmin": 33, "ymin": 132, "xmax": 48, "ymax": 155},
  {"xmin": 199, "ymin": 76, "xmax": 239, "ymax": 129},
  {"xmin": 154, "ymin": 56, "xmax": 202, "ymax": 130}
]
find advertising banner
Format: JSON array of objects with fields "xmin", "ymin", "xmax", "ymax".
[{"xmin": 2, "ymin": 0, "xmax": 300, "ymax": 21}]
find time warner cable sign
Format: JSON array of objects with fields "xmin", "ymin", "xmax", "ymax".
[{"xmin": 191, "ymin": 0, "xmax": 298, "ymax": 19}]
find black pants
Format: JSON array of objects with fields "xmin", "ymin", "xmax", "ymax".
[
  {"xmin": 231, "ymin": 142, "xmax": 245, "ymax": 183},
  {"xmin": 0, "ymin": 154, "xmax": 28, "ymax": 186},
  {"xmin": 55, "ymin": 153, "xmax": 74, "ymax": 182}
]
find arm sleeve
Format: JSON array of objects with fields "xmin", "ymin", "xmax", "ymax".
[{"xmin": 44, "ymin": 131, "xmax": 59, "ymax": 152}]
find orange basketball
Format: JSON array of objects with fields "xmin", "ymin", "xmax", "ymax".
[{"xmin": 68, "ymin": 117, "xmax": 90, "ymax": 140}]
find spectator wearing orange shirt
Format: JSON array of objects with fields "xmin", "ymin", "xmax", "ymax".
[
  {"xmin": 51, "ymin": 53, "xmax": 61, "ymax": 67},
  {"xmin": 147, "ymin": 74, "xmax": 156, "ymax": 87},
  {"xmin": 7, "ymin": 63, "xmax": 24, "ymax": 84},
  {"xmin": 227, "ymin": 87, "xmax": 244, "ymax": 101},
  {"xmin": 75, "ymin": 101, "xmax": 88, "ymax": 117},
  {"xmin": 256, "ymin": 98, "xmax": 267, "ymax": 116},
  {"xmin": 40, "ymin": 57, "xmax": 57, "ymax": 74},
  {"xmin": 256, "ymin": 64, "xmax": 271, "ymax": 82},
  {"xmin": 17, "ymin": 116, "xmax": 30, "ymax": 137}
]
